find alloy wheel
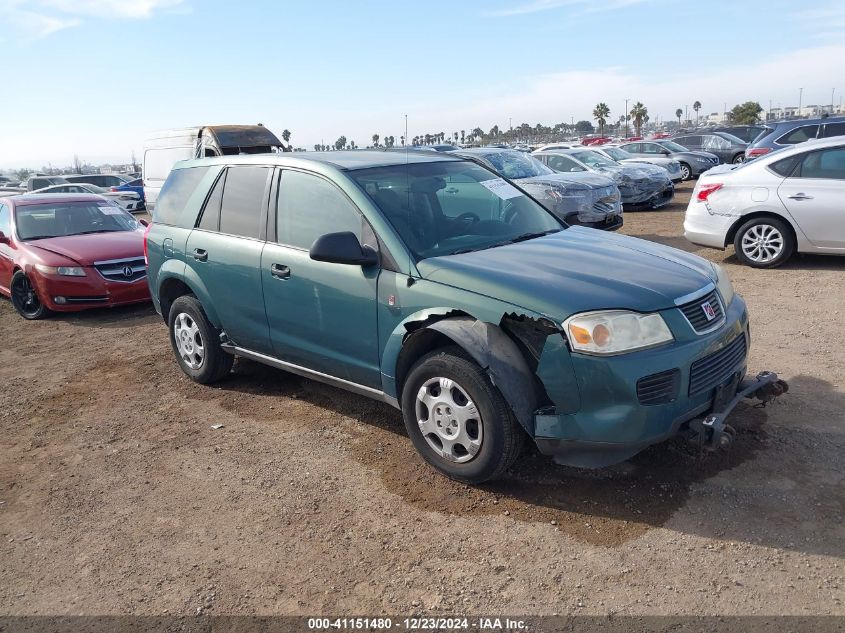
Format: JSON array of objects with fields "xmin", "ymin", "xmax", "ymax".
[
  {"xmin": 415, "ymin": 377, "xmax": 483, "ymax": 463},
  {"xmin": 11, "ymin": 275, "xmax": 42, "ymax": 318},
  {"xmin": 741, "ymin": 224, "xmax": 784, "ymax": 264},
  {"xmin": 173, "ymin": 312, "xmax": 205, "ymax": 370},
  {"xmin": 680, "ymin": 164, "xmax": 691, "ymax": 180}
]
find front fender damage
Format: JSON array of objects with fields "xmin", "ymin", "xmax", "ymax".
[{"xmin": 425, "ymin": 315, "xmax": 556, "ymax": 436}]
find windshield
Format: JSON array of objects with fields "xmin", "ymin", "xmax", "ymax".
[
  {"xmin": 350, "ymin": 160, "xmax": 562, "ymax": 260},
  {"xmin": 657, "ymin": 140, "xmax": 688, "ymax": 152},
  {"xmin": 15, "ymin": 201, "xmax": 140, "ymax": 240},
  {"xmin": 572, "ymin": 150, "xmax": 618, "ymax": 168},
  {"xmin": 473, "ymin": 150, "xmax": 553, "ymax": 179},
  {"xmin": 603, "ymin": 147, "xmax": 632, "ymax": 161}
]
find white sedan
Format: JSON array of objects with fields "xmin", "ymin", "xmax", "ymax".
[
  {"xmin": 31, "ymin": 183, "xmax": 143, "ymax": 212},
  {"xmin": 684, "ymin": 136, "xmax": 845, "ymax": 268}
]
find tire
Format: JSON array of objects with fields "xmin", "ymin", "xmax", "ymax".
[
  {"xmin": 400, "ymin": 346, "xmax": 524, "ymax": 484},
  {"xmin": 733, "ymin": 217, "xmax": 795, "ymax": 268},
  {"xmin": 732, "ymin": 153, "xmax": 745, "ymax": 164},
  {"xmin": 679, "ymin": 162, "xmax": 692, "ymax": 180},
  {"xmin": 10, "ymin": 271, "xmax": 50, "ymax": 320},
  {"xmin": 168, "ymin": 295, "xmax": 233, "ymax": 383}
]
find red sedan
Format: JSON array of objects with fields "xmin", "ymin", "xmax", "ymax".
[{"xmin": 0, "ymin": 194, "xmax": 151, "ymax": 319}]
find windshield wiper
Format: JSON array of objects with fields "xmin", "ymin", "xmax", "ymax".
[
  {"xmin": 488, "ymin": 229, "xmax": 561, "ymax": 249},
  {"xmin": 22, "ymin": 235, "xmax": 56, "ymax": 241},
  {"xmin": 74, "ymin": 229, "xmax": 122, "ymax": 235}
]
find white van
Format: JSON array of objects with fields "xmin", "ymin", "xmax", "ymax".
[{"xmin": 143, "ymin": 124, "xmax": 286, "ymax": 212}]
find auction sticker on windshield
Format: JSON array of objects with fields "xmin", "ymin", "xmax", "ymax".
[{"xmin": 479, "ymin": 178, "xmax": 522, "ymax": 200}]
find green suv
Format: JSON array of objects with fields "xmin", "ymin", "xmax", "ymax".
[{"xmin": 145, "ymin": 151, "xmax": 787, "ymax": 483}]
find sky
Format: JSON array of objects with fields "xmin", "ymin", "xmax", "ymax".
[{"xmin": 0, "ymin": 0, "xmax": 843, "ymax": 169}]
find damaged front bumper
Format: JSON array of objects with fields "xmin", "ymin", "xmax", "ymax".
[{"xmin": 531, "ymin": 295, "xmax": 788, "ymax": 468}]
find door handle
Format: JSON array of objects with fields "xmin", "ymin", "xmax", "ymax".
[
  {"xmin": 192, "ymin": 248, "xmax": 208, "ymax": 262},
  {"xmin": 788, "ymin": 193, "xmax": 813, "ymax": 200},
  {"xmin": 270, "ymin": 263, "xmax": 290, "ymax": 279}
]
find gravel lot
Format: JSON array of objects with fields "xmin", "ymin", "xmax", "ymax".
[{"xmin": 1, "ymin": 181, "xmax": 843, "ymax": 617}]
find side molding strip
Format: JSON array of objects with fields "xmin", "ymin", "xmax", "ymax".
[{"xmin": 221, "ymin": 343, "xmax": 400, "ymax": 409}]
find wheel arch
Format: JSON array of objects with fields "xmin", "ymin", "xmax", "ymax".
[
  {"xmin": 391, "ymin": 312, "xmax": 555, "ymax": 436},
  {"xmin": 156, "ymin": 270, "xmax": 222, "ymax": 328},
  {"xmin": 724, "ymin": 210, "xmax": 798, "ymax": 249}
]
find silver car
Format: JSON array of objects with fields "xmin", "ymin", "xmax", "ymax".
[
  {"xmin": 533, "ymin": 148, "xmax": 674, "ymax": 210},
  {"xmin": 684, "ymin": 137, "xmax": 845, "ymax": 268},
  {"xmin": 620, "ymin": 140, "xmax": 720, "ymax": 181},
  {"xmin": 31, "ymin": 183, "xmax": 143, "ymax": 212},
  {"xmin": 592, "ymin": 145, "xmax": 683, "ymax": 183}
]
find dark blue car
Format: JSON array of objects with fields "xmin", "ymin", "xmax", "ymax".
[
  {"xmin": 111, "ymin": 178, "xmax": 145, "ymax": 207},
  {"xmin": 746, "ymin": 116, "xmax": 845, "ymax": 160}
]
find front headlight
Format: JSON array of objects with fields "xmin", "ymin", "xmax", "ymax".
[
  {"xmin": 564, "ymin": 310, "xmax": 674, "ymax": 355},
  {"xmin": 35, "ymin": 264, "xmax": 86, "ymax": 277},
  {"xmin": 712, "ymin": 263, "xmax": 734, "ymax": 306}
]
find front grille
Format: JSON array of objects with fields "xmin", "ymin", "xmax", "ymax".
[
  {"xmin": 689, "ymin": 334, "xmax": 747, "ymax": 396},
  {"xmin": 637, "ymin": 369, "xmax": 681, "ymax": 405},
  {"xmin": 94, "ymin": 257, "xmax": 146, "ymax": 283},
  {"xmin": 678, "ymin": 289, "xmax": 724, "ymax": 333}
]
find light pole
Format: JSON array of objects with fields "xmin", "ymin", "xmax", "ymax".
[
  {"xmin": 832, "ymin": 88, "xmax": 836, "ymax": 115},
  {"xmin": 404, "ymin": 114, "xmax": 408, "ymax": 147},
  {"xmin": 798, "ymin": 87, "xmax": 803, "ymax": 116}
]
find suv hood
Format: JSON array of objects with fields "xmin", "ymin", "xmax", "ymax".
[
  {"xmin": 417, "ymin": 227, "xmax": 715, "ymax": 320},
  {"xmin": 26, "ymin": 230, "xmax": 144, "ymax": 266}
]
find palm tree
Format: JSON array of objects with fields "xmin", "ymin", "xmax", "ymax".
[
  {"xmin": 372, "ymin": 134, "xmax": 379, "ymax": 147},
  {"xmin": 592, "ymin": 103, "xmax": 611, "ymax": 136},
  {"xmin": 629, "ymin": 102, "xmax": 649, "ymax": 136},
  {"xmin": 675, "ymin": 108, "xmax": 683, "ymax": 125},
  {"xmin": 400, "ymin": 135, "xmax": 405, "ymax": 146},
  {"xmin": 693, "ymin": 100, "xmax": 702, "ymax": 124},
  {"xmin": 282, "ymin": 129, "xmax": 291, "ymax": 144},
  {"xmin": 460, "ymin": 130, "xmax": 465, "ymax": 144}
]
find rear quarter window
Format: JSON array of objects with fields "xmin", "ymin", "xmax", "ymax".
[
  {"xmin": 777, "ymin": 125, "xmax": 819, "ymax": 145},
  {"xmin": 154, "ymin": 166, "xmax": 211, "ymax": 226}
]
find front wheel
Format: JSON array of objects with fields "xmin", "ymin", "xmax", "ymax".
[
  {"xmin": 168, "ymin": 295, "xmax": 233, "ymax": 383},
  {"xmin": 401, "ymin": 347, "xmax": 524, "ymax": 484},
  {"xmin": 733, "ymin": 217, "xmax": 795, "ymax": 268},
  {"xmin": 732, "ymin": 153, "xmax": 745, "ymax": 164},
  {"xmin": 10, "ymin": 271, "xmax": 50, "ymax": 320},
  {"xmin": 679, "ymin": 162, "xmax": 692, "ymax": 180}
]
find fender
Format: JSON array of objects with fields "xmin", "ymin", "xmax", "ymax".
[
  {"xmin": 393, "ymin": 315, "xmax": 539, "ymax": 436},
  {"xmin": 157, "ymin": 260, "xmax": 222, "ymax": 328}
]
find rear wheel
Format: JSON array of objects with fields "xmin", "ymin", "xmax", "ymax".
[
  {"xmin": 10, "ymin": 271, "xmax": 50, "ymax": 320},
  {"xmin": 732, "ymin": 153, "xmax": 745, "ymax": 164},
  {"xmin": 679, "ymin": 162, "xmax": 692, "ymax": 180},
  {"xmin": 733, "ymin": 217, "xmax": 795, "ymax": 268},
  {"xmin": 401, "ymin": 347, "xmax": 523, "ymax": 484},
  {"xmin": 168, "ymin": 295, "xmax": 233, "ymax": 383}
]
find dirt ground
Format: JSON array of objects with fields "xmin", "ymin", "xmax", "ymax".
[{"xmin": 1, "ymin": 181, "xmax": 843, "ymax": 617}]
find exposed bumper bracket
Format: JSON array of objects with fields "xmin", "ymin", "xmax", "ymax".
[{"xmin": 688, "ymin": 371, "xmax": 789, "ymax": 451}]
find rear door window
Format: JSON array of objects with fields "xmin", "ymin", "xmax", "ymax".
[
  {"xmin": 546, "ymin": 155, "xmax": 587, "ymax": 172},
  {"xmin": 821, "ymin": 122, "xmax": 845, "ymax": 138},
  {"xmin": 276, "ymin": 170, "xmax": 362, "ymax": 249},
  {"xmin": 624, "ymin": 143, "xmax": 641, "ymax": 153},
  {"xmin": 777, "ymin": 125, "xmax": 819, "ymax": 145},
  {"xmin": 197, "ymin": 169, "xmax": 225, "ymax": 231},
  {"xmin": 219, "ymin": 166, "xmax": 271, "ymax": 239},
  {"xmin": 795, "ymin": 147, "xmax": 845, "ymax": 180}
]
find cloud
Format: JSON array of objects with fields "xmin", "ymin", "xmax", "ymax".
[
  {"xmin": 487, "ymin": 0, "xmax": 650, "ymax": 17},
  {"xmin": 0, "ymin": 0, "xmax": 186, "ymax": 37}
]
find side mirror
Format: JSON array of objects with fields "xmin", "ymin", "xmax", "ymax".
[
  {"xmin": 138, "ymin": 218, "xmax": 149, "ymax": 227},
  {"xmin": 661, "ymin": 150, "xmax": 670, "ymax": 155},
  {"xmin": 0, "ymin": 231, "xmax": 8, "ymax": 245},
  {"xmin": 310, "ymin": 231, "xmax": 378, "ymax": 266}
]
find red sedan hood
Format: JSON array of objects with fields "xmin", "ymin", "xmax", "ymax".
[{"xmin": 26, "ymin": 230, "xmax": 145, "ymax": 265}]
